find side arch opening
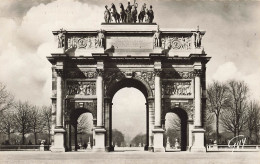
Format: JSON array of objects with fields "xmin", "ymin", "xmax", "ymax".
[{"xmin": 165, "ymin": 107, "xmax": 188, "ymax": 151}]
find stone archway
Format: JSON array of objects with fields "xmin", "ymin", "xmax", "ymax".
[
  {"xmin": 105, "ymin": 78, "xmax": 153, "ymax": 151},
  {"xmin": 48, "ymin": 22, "xmax": 210, "ymax": 153},
  {"xmin": 69, "ymin": 108, "xmax": 93, "ymax": 151},
  {"xmin": 164, "ymin": 107, "xmax": 188, "ymax": 151}
]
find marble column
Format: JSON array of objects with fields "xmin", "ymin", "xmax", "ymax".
[
  {"xmin": 191, "ymin": 69, "xmax": 206, "ymax": 152},
  {"xmin": 145, "ymin": 103, "xmax": 149, "ymax": 151},
  {"xmin": 105, "ymin": 99, "xmax": 113, "ymax": 151},
  {"xmin": 94, "ymin": 69, "xmax": 106, "ymax": 151},
  {"xmin": 65, "ymin": 121, "xmax": 72, "ymax": 151},
  {"xmin": 148, "ymin": 99, "xmax": 154, "ymax": 151},
  {"xmin": 152, "ymin": 69, "xmax": 165, "ymax": 152},
  {"xmin": 74, "ymin": 123, "xmax": 78, "ymax": 151},
  {"xmin": 96, "ymin": 70, "xmax": 103, "ymax": 127},
  {"xmin": 51, "ymin": 69, "xmax": 66, "ymax": 152},
  {"xmin": 187, "ymin": 120, "xmax": 194, "ymax": 150}
]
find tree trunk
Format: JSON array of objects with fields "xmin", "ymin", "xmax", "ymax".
[
  {"xmin": 22, "ymin": 132, "xmax": 25, "ymax": 145},
  {"xmin": 48, "ymin": 130, "xmax": 51, "ymax": 145},
  {"xmin": 34, "ymin": 132, "xmax": 37, "ymax": 145},
  {"xmin": 8, "ymin": 132, "xmax": 10, "ymax": 142},
  {"xmin": 216, "ymin": 115, "xmax": 219, "ymax": 144},
  {"xmin": 255, "ymin": 127, "xmax": 259, "ymax": 144},
  {"xmin": 249, "ymin": 131, "xmax": 252, "ymax": 144}
]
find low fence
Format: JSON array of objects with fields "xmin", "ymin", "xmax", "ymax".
[
  {"xmin": 207, "ymin": 144, "xmax": 260, "ymax": 152},
  {"xmin": 0, "ymin": 145, "xmax": 50, "ymax": 151}
]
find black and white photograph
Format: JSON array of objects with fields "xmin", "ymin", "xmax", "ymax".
[{"xmin": 0, "ymin": 0, "xmax": 259, "ymax": 163}]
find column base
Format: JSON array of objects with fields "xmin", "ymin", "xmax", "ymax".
[
  {"xmin": 148, "ymin": 146, "xmax": 154, "ymax": 152},
  {"xmin": 144, "ymin": 145, "xmax": 148, "ymax": 151},
  {"xmin": 51, "ymin": 128, "xmax": 66, "ymax": 152},
  {"xmin": 94, "ymin": 128, "xmax": 106, "ymax": 152},
  {"xmin": 190, "ymin": 128, "xmax": 206, "ymax": 152},
  {"xmin": 190, "ymin": 146, "xmax": 206, "ymax": 152},
  {"xmin": 152, "ymin": 128, "xmax": 165, "ymax": 152},
  {"xmin": 93, "ymin": 147, "xmax": 106, "ymax": 152},
  {"xmin": 105, "ymin": 146, "xmax": 114, "ymax": 152}
]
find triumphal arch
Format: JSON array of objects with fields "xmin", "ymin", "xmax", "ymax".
[{"xmin": 47, "ymin": 3, "xmax": 210, "ymax": 152}]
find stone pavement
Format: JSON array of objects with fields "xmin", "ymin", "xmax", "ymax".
[{"xmin": 0, "ymin": 151, "xmax": 259, "ymax": 164}]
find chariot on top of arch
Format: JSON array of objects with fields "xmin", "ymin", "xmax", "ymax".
[{"xmin": 104, "ymin": 0, "xmax": 154, "ymax": 24}]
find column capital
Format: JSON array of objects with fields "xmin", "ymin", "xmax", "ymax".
[
  {"xmin": 194, "ymin": 69, "xmax": 202, "ymax": 77},
  {"xmin": 55, "ymin": 69, "xmax": 64, "ymax": 77},
  {"xmin": 154, "ymin": 69, "xmax": 162, "ymax": 77},
  {"xmin": 96, "ymin": 69, "xmax": 104, "ymax": 76}
]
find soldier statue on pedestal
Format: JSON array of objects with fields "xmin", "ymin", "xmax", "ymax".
[
  {"xmin": 153, "ymin": 26, "xmax": 161, "ymax": 47},
  {"xmin": 194, "ymin": 26, "xmax": 202, "ymax": 48}
]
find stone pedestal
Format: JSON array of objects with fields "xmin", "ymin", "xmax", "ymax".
[
  {"xmin": 51, "ymin": 128, "xmax": 66, "ymax": 152},
  {"xmin": 152, "ymin": 128, "xmax": 165, "ymax": 152},
  {"xmin": 40, "ymin": 145, "xmax": 44, "ymax": 151},
  {"xmin": 190, "ymin": 128, "xmax": 206, "ymax": 152},
  {"xmin": 152, "ymin": 48, "xmax": 162, "ymax": 54},
  {"xmin": 92, "ymin": 48, "xmax": 105, "ymax": 54},
  {"xmin": 94, "ymin": 128, "xmax": 106, "ymax": 152},
  {"xmin": 166, "ymin": 138, "xmax": 171, "ymax": 149}
]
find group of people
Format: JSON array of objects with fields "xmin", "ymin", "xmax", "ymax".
[{"xmin": 104, "ymin": 2, "xmax": 154, "ymax": 23}]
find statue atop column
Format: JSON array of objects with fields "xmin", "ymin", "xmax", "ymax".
[
  {"xmin": 57, "ymin": 28, "xmax": 66, "ymax": 48},
  {"xmin": 153, "ymin": 25, "xmax": 161, "ymax": 47},
  {"xmin": 97, "ymin": 29, "xmax": 105, "ymax": 48},
  {"xmin": 194, "ymin": 26, "xmax": 202, "ymax": 48}
]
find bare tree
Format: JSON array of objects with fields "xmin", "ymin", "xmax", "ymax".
[
  {"xmin": 207, "ymin": 81, "xmax": 229, "ymax": 143},
  {"xmin": 165, "ymin": 114, "xmax": 181, "ymax": 145},
  {"xmin": 42, "ymin": 105, "xmax": 52, "ymax": 145},
  {"xmin": 31, "ymin": 106, "xmax": 44, "ymax": 145},
  {"xmin": 221, "ymin": 80, "xmax": 249, "ymax": 137},
  {"xmin": 0, "ymin": 82, "xmax": 13, "ymax": 114},
  {"xmin": 247, "ymin": 100, "xmax": 260, "ymax": 144},
  {"xmin": 13, "ymin": 101, "xmax": 33, "ymax": 144},
  {"xmin": 77, "ymin": 113, "xmax": 92, "ymax": 134},
  {"xmin": 166, "ymin": 114, "xmax": 181, "ymax": 131},
  {"xmin": 0, "ymin": 110, "xmax": 15, "ymax": 142},
  {"xmin": 205, "ymin": 108, "xmax": 214, "ymax": 142}
]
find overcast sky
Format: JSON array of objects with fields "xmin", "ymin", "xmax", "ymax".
[{"xmin": 0, "ymin": 0, "xmax": 260, "ymax": 139}]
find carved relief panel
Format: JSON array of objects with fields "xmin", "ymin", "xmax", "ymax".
[
  {"xmin": 66, "ymin": 81, "xmax": 96, "ymax": 96},
  {"xmin": 162, "ymin": 81, "xmax": 192, "ymax": 96},
  {"xmin": 162, "ymin": 36, "xmax": 192, "ymax": 50},
  {"xmin": 68, "ymin": 37, "xmax": 98, "ymax": 49}
]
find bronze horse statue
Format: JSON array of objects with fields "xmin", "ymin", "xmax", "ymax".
[
  {"xmin": 119, "ymin": 3, "xmax": 127, "ymax": 23},
  {"xmin": 110, "ymin": 3, "xmax": 120, "ymax": 23}
]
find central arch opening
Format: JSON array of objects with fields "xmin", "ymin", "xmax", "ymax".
[
  {"xmin": 112, "ymin": 88, "xmax": 146, "ymax": 151},
  {"xmin": 108, "ymin": 78, "xmax": 151, "ymax": 151}
]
